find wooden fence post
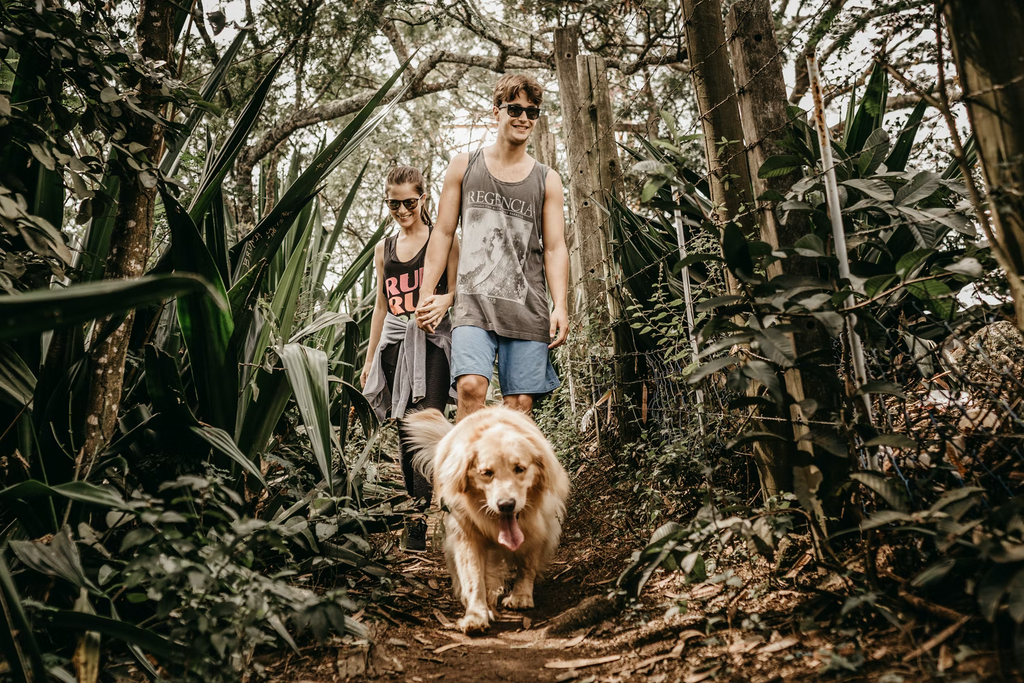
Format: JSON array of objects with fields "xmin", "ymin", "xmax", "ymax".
[{"xmin": 554, "ymin": 27, "xmax": 606, "ymax": 322}]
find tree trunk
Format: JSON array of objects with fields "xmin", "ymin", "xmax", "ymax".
[
  {"xmin": 553, "ymin": 27, "xmax": 606, "ymax": 319},
  {"xmin": 81, "ymin": 0, "xmax": 177, "ymax": 467},
  {"xmin": 726, "ymin": 0, "xmax": 845, "ymax": 498},
  {"xmin": 681, "ymin": 0, "xmax": 755, "ymax": 288},
  {"xmin": 944, "ymin": 0, "xmax": 1024, "ymax": 329}
]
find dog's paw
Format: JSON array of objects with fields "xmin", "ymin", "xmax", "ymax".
[
  {"xmin": 501, "ymin": 592, "xmax": 535, "ymax": 610},
  {"xmin": 457, "ymin": 611, "xmax": 490, "ymax": 635}
]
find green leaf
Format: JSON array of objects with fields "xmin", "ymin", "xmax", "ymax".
[
  {"xmin": 943, "ymin": 257, "xmax": 983, "ymax": 278},
  {"xmin": 313, "ymin": 160, "xmax": 369, "ymax": 292},
  {"xmin": 188, "ymin": 51, "xmax": 289, "ymax": 223},
  {"xmin": 863, "ymin": 274, "xmax": 896, "ymax": 298},
  {"xmin": 160, "ymin": 28, "xmax": 248, "ymax": 176},
  {"xmin": 640, "ymin": 178, "xmax": 665, "ymax": 202},
  {"xmin": 850, "ymin": 471, "xmax": 908, "ymax": 512},
  {"xmin": 162, "ymin": 190, "xmax": 237, "ymax": 430},
  {"xmin": 793, "ymin": 233, "xmax": 826, "ymax": 256},
  {"xmin": 885, "ymin": 97, "xmax": 928, "ymax": 173},
  {"xmin": 841, "ymin": 178, "xmax": 894, "ymax": 201},
  {"xmin": 687, "ymin": 356, "xmax": 739, "ymax": 383},
  {"xmin": 844, "ymin": 61, "xmax": 887, "ymax": 154},
  {"xmin": 77, "ymin": 158, "xmax": 120, "ymax": 282},
  {"xmin": 231, "ymin": 60, "xmax": 412, "ymax": 274},
  {"xmin": 910, "ymin": 558, "xmax": 956, "ymax": 587},
  {"xmin": 0, "ymin": 551, "xmax": 48, "ymax": 682},
  {"xmin": 1007, "ymin": 568, "xmax": 1024, "ymax": 623},
  {"xmin": 48, "ymin": 611, "xmax": 186, "ymax": 662},
  {"xmin": 895, "ymin": 248, "xmax": 935, "ymax": 280},
  {"xmin": 978, "ymin": 565, "xmax": 1016, "ymax": 622},
  {"xmin": 895, "ymin": 171, "xmax": 941, "ymax": 206},
  {"xmin": 742, "ymin": 360, "xmax": 782, "ymax": 407},
  {"xmin": 0, "ymin": 342, "xmax": 36, "ymax": 408},
  {"xmin": 9, "ymin": 527, "xmax": 93, "ymax": 591},
  {"xmin": 191, "ymin": 425, "xmax": 267, "ymax": 490},
  {"xmin": 0, "ymin": 481, "xmax": 131, "ymax": 511},
  {"xmin": 726, "ymin": 430, "xmax": 789, "ymax": 450},
  {"xmin": 856, "ymin": 380, "xmax": 907, "ymax": 399},
  {"xmin": 758, "ymin": 155, "xmax": 804, "ymax": 179},
  {"xmin": 855, "ymin": 128, "xmax": 890, "ymax": 176},
  {"xmin": 905, "ymin": 278, "xmax": 954, "ymax": 319},
  {"xmin": 279, "ymin": 344, "xmax": 339, "ymax": 495},
  {"xmin": 860, "ymin": 509, "xmax": 914, "ymax": 531},
  {"xmin": 0, "ymin": 274, "xmax": 223, "ymax": 341}
]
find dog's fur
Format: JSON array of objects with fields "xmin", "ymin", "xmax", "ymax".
[{"xmin": 403, "ymin": 407, "xmax": 570, "ymax": 634}]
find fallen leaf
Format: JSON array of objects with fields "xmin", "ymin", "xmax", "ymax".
[
  {"xmin": 432, "ymin": 609, "xmax": 454, "ymax": 628},
  {"xmin": 759, "ymin": 635, "xmax": 800, "ymax": 653},
  {"xmin": 433, "ymin": 643, "xmax": 463, "ymax": 655},
  {"xmin": 428, "ymin": 579, "xmax": 439, "ymax": 590},
  {"xmin": 523, "ymin": 616, "xmax": 532, "ymax": 629},
  {"xmin": 684, "ymin": 666, "xmax": 720, "ymax": 683},
  {"xmin": 413, "ymin": 635, "xmax": 433, "ymax": 646},
  {"xmin": 545, "ymin": 655, "xmax": 622, "ymax": 669},
  {"xmin": 562, "ymin": 634, "xmax": 588, "ymax": 649},
  {"xmin": 729, "ymin": 637, "xmax": 764, "ymax": 653}
]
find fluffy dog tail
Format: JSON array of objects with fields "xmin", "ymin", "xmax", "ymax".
[{"xmin": 401, "ymin": 409, "xmax": 454, "ymax": 480}]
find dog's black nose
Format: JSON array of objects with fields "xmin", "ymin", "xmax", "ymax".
[{"xmin": 497, "ymin": 499, "xmax": 516, "ymax": 514}]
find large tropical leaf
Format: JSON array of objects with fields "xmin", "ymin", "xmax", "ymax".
[
  {"xmin": 884, "ymin": 97, "xmax": 928, "ymax": 173},
  {"xmin": 162, "ymin": 189, "xmax": 237, "ymax": 430},
  {"xmin": 0, "ymin": 550, "xmax": 48, "ymax": 683},
  {"xmin": 0, "ymin": 274, "xmax": 224, "ymax": 341},
  {"xmin": 311, "ymin": 160, "xmax": 368, "ymax": 292},
  {"xmin": 0, "ymin": 342, "xmax": 36, "ymax": 408},
  {"xmin": 844, "ymin": 60, "xmax": 888, "ymax": 155},
  {"xmin": 160, "ymin": 27, "xmax": 249, "ymax": 176},
  {"xmin": 188, "ymin": 50, "xmax": 289, "ymax": 224},
  {"xmin": 279, "ymin": 344, "xmax": 338, "ymax": 495},
  {"xmin": 230, "ymin": 60, "xmax": 412, "ymax": 275},
  {"xmin": 76, "ymin": 165, "xmax": 120, "ymax": 283}
]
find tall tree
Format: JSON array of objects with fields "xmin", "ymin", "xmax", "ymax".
[
  {"xmin": 943, "ymin": 0, "xmax": 1024, "ymax": 328},
  {"xmin": 81, "ymin": 0, "xmax": 178, "ymax": 463}
]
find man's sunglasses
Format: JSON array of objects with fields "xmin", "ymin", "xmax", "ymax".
[
  {"xmin": 499, "ymin": 103, "xmax": 542, "ymax": 120},
  {"xmin": 384, "ymin": 196, "xmax": 422, "ymax": 211}
]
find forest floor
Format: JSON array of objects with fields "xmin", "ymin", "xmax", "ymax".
[{"xmin": 265, "ymin": 441, "xmax": 1009, "ymax": 683}]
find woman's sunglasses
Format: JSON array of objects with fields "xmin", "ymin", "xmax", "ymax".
[
  {"xmin": 499, "ymin": 103, "xmax": 541, "ymax": 120},
  {"xmin": 384, "ymin": 196, "xmax": 422, "ymax": 211}
]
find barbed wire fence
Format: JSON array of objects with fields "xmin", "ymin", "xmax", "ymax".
[{"xmin": 540, "ymin": 0, "xmax": 1024, "ymax": 502}]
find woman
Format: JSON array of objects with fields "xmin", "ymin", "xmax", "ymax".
[{"xmin": 361, "ymin": 165, "xmax": 459, "ymax": 551}]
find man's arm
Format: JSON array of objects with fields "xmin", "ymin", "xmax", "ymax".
[
  {"xmin": 418, "ymin": 153, "xmax": 469, "ymax": 305},
  {"xmin": 542, "ymin": 169, "xmax": 570, "ymax": 349}
]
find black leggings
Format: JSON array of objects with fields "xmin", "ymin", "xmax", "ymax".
[{"xmin": 379, "ymin": 341, "xmax": 450, "ymax": 508}]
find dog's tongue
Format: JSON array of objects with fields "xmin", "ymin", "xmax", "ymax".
[{"xmin": 498, "ymin": 512, "xmax": 524, "ymax": 551}]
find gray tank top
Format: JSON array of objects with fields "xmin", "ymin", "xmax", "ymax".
[{"xmin": 453, "ymin": 149, "xmax": 550, "ymax": 342}]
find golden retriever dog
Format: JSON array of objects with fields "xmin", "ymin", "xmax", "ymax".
[{"xmin": 403, "ymin": 406, "xmax": 570, "ymax": 634}]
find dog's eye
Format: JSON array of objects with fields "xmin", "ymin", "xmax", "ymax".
[
  {"xmin": 514, "ymin": 465, "xmax": 526, "ymax": 474},
  {"xmin": 480, "ymin": 469, "xmax": 493, "ymax": 478}
]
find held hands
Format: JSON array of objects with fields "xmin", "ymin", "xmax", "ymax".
[
  {"xmin": 548, "ymin": 306, "xmax": 569, "ymax": 349},
  {"xmin": 415, "ymin": 292, "xmax": 455, "ymax": 333}
]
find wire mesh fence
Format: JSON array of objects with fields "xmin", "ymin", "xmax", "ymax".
[{"xmin": 544, "ymin": 0, "xmax": 1024, "ymax": 507}]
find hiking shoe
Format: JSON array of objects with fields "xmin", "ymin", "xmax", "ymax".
[{"xmin": 406, "ymin": 519, "xmax": 427, "ymax": 552}]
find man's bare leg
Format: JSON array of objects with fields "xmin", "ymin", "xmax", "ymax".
[
  {"xmin": 457, "ymin": 374, "xmax": 488, "ymax": 422},
  {"xmin": 502, "ymin": 394, "xmax": 533, "ymax": 416}
]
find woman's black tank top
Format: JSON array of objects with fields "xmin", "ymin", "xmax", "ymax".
[{"xmin": 381, "ymin": 229, "xmax": 447, "ymax": 317}]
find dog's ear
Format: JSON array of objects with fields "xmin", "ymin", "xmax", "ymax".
[{"xmin": 436, "ymin": 440, "xmax": 475, "ymax": 498}]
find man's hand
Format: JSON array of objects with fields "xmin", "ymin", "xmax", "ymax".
[
  {"xmin": 416, "ymin": 293, "xmax": 454, "ymax": 333},
  {"xmin": 548, "ymin": 306, "xmax": 569, "ymax": 349}
]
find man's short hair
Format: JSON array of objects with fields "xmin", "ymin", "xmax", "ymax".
[{"xmin": 493, "ymin": 74, "xmax": 543, "ymax": 108}]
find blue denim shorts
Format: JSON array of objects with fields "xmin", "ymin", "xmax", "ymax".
[{"xmin": 450, "ymin": 325, "xmax": 560, "ymax": 396}]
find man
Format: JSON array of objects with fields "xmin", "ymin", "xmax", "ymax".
[{"xmin": 415, "ymin": 74, "xmax": 569, "ymax": 420}]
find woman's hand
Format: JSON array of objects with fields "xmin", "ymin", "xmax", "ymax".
[
  {"xmin": 415, "ymin": 292, "xmax": 454, "ymax": 333},
  {"xmin": 360, "ymin": 362, "xmax": 372, "ymax": 388}
]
